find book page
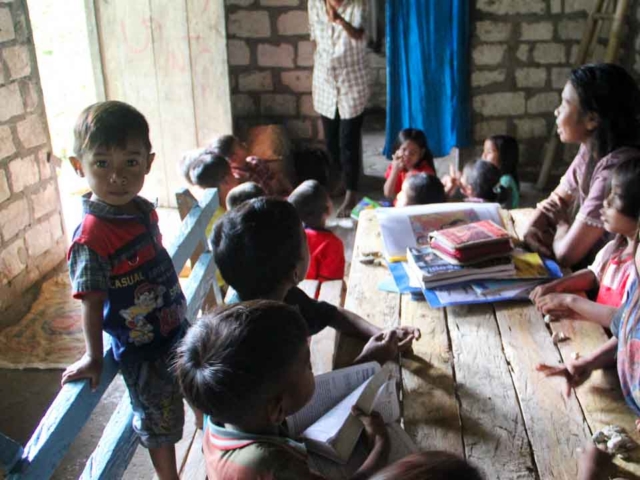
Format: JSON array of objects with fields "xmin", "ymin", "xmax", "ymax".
[
  {"xmin": 287, "ymin": 362, "xmax": 380, "ymax": 437},
  {"xmin": 370, "ymin": 380, "xmax": 400, "ymax": 423}
]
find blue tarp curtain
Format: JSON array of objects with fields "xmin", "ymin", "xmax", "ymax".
[{"xmin": 383, "ymin": 1, "xmax": 471, "ymax": 158}]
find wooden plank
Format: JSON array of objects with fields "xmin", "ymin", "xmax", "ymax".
[
  {"xmin": 339, "ymin": 211, "xmax": 400, "ymax": 369},
  {"xmin": 509, "ymin": 208, "xmax": 536, "ymax": 244},
  {"xmin": 446, "ymin": 304, "xmax": 535, "ymax": 479},
  {"xmin": 494, "ymin": 302, "xmax": 592, "ymax": 479},
  {"xmin": 550, "ymin": 318, "xmax": 640, "ymax": 478},
  {"xmin": 400, "ymin": 297, "xmax": 463, "ymax": 456},
  {"xmin": 78, "ymin": 392, "xmax": 138, "ymax": 480},
  {"xmin": 298, "ymin": 279, "xmax": 319, "ymax": 299},
  {"xmin": 310, "ymin": 280, "xmax": 343, "ymax": 374},
  {"xmin": 179, "ymin": 430, "xmax": 206, "ymax": 480},
  {"xmin": 0, "ymin": 432, "xmax": 23, "ymax": 474},
  {"xmin": 151, "ymin": 404, "xmax": 197, "ymax": 480},
  {"xmin": 183, "ymin": 252, "xmax": 218, "ymax": 322},
  {"xmin": 83, "ymin": 0, "xmax": 106, "ymax": 102}
]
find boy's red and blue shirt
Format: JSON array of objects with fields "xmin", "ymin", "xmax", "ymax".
[{"xmin": 68, "ymin": 195, "xmax": 187, "ymax": 363}]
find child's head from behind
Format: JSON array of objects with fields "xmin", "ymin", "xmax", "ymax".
[
  {"xmin": 70, "ymin": 101, "xmax": 154, "ymax": 207},
  {"xmin": 175, "ymin": 300, "xmax": 314, "ymax": 427},
  {"xmin": 396, "ymin": 173, "xmax": 446, "ymax": 207},
  {"xmin": 288, "ymin": 180, "xmax": 331, "ymax": 229},
  {"xmin": 396, "ymin": 128, "xmax": 435, "ymax": 171},
  {"xmin": 461, "ymin": 159, "xmax": 503, "ymax": 202},
  {"xmin": 211, "ymin": 134, "xmax": 247, "ymax": 167},
  {"xmin": 212, "ymin": 198, "xmax": 309, "ymax": 299},
  {"xmin": 484, "ymin": 135, "xmax": 519, "ymax": 186},
  {"xmin": 602, "ymin": 157, "xmax": 640, "ymax": 237},
  {"xmin": 226, "ymin": 182, "xmax": 265, "ymax": 210},
  {"xmin": 369, "ymin": 451, "xmax": 483, "ymax": 480},
  {"xmin": 181, "ymin": 148, "xmax": 239, "ymax": 207}
]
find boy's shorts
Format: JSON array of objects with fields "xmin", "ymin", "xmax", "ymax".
[{"xmin": 120, "ymin": 351, "xmax": 184, "ymax": 449}]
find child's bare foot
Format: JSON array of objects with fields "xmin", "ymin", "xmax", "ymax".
[{"xmin": 337, "ymin": 190, "xmax": 358, "ymax": 218}]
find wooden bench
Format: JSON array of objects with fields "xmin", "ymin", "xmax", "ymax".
[{"xmin": 1, "ymin": 189, "xmax": 221, "ymax": 480}]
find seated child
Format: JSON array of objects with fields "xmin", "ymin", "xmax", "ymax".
[
  {"xmin": 368, "ymin": 451, "xmax": 483, "ymax": 480},
  {"xmin": 288, "ymin": 180, "xmax": 345, "ymax": 281},
  {"xmin": 64, "ymin": 101, "xmax": 187, "ymax": 479},
  {"xmin": 395, "ymin": 173, "xmax": 446, "ymax": 207},
  {"xmin": 211, "ymin": 197, "xmax": 420, "ymax": 365},
  {"xmin": 456, "ymin": 159, "xmax": 510, "ymax": 207},
  {"xmin": 175, "ymin": 301, "xmax": 390, "ymax": 480},
  {"xmin": 384, "ymin": 129, "xmax": 436, "ymax": 203},
  {"xmin": 483, "ymin": 134, "xmax": 520, "ymax": 208},
  {"xmin": 530, "ymin": 158, "xmax": 640, "ymax": 327},
  {"xmin": 212, "ymin": 134, "xmax": 293, "ymax": 197},
  {"xmin": 226, "ymin": 181, "xmax": 265, "ymax": 210}
]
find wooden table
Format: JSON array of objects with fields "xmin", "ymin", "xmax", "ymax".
[{"xmin": 339, "ymin": 209, "xmax": 640, "ymax": 480}]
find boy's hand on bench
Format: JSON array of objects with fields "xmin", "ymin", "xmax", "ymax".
[
  {"xmin": 355, "ymin": 330, "xmax": 400, "ymax": 365},
  {"xmin": 61, "ymin": 353, "xmax": 103, "ymax": 391}
]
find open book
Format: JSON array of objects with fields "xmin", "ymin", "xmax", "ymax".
[{"xmin": 286, "ymin": 362, "xmax": 417, "ymax": 476}]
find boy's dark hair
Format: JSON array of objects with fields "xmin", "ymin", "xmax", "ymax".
[
  {"xmin": 226, "ymin": 182, "xmax": 266, "ymax": 210},
  {"xmin": 610, "ymin": 156, "xmax": 640, "ymax": 219},
  {"xmin": 212, "ymin": 197, "xmax": 304, "ymax": 299},
  {"xmin": 369, "ymin": 451, "xmax": 484, "ymax": 480},
  {"xmin": 488, "ymin": 135, "xmax": 520, "ymax": 188},
  {"xmin": 288, "ymin": 180, "xmax": 330, "ymax": 228},
  {"xmin": 396, "ymin": 128, "xmax": 435, "ymax": 172},
  {"xmin": 463, "ymin": 159, "xmax": 510, "ymax": 206},
  {"xmin": 404, "ymin": 173, "xmax": 446, "ymax": 206},
  {"xmin": 210, "ymin": 134, "xmax": 240, "ymax": 159},
  {"xmin": 181, "ymin": 148, "xmax": 231, "ymax": 188},
  {"xmin": 73, "ymin": 101, "xmax": 152, "ymax": 157},
  {"xmin": 175, "ymin": 300, "xmax": 309, "ymax": 423}
]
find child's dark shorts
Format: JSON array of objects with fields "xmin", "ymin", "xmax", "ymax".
[{"xmin": 120, "ymin": 351, "xmax": 184, "ymax": 449}]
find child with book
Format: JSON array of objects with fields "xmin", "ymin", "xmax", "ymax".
[
  {"xmin": 384, "ymin": 129, "xmax": 437, "ymax": 203},
  {"xmin": 226, "ymin": 181, "xmax": 265, "ymax": 210},
  {"xmin": 175, "ymin": 301, "xmax": 390, "ymax": 480},
  {"xmin": 368, "ymin": 451, "xmax": 483, "ymax": 480},
  {"xmin": 482, "ymin": 134, "xmax": 520, "ymax": 209},
  {"xmin": 395, "ymin": 173, "xmax": 446, "ymax": 207},
  {"xmin": 212, "ymin": 197, "xmax": 420, "ymax": 365},
  {"xmin": 530, "ymin": 158, "xmax": 640, "ymax": 326},
  {"xmin": 289, "ymin": 180, "xmax": 346, "ymax": 281},
  {"xmin": 453, "ymin": 159, "xmax": 510, "ymax": 207},
  {"xmin": 64, "ymin": 101, "xmax": 187, "ymax": 480}
]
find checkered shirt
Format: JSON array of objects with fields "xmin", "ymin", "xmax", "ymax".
[{"xmin": 309, "ymin": 0, "xmax": 369, "ymax": 120}]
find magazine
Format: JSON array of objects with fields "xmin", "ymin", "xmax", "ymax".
[{"xmin": 351, "ymin": 197, "xmax": 382, "ymax": 220}]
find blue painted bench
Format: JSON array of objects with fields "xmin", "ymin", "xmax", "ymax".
[{"xmin": 1, "ymin": 188, "xmax": 221, "ymax": 480}]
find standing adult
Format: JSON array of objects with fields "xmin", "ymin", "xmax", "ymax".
[{"xmin": 309, "ymin": 0, "xmax": 369, "ymax": 217}]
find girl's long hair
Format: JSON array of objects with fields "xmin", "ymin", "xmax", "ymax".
[
  {"xmin": 396, "ymin": 128, "xmax": 436, "ymax": 172},
  {"xmin": 488, "ymin": 134, "xmax": 519, "ymax": 188}
]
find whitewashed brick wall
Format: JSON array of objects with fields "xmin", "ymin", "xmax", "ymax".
[{"xmin": 0, "ymin": 0, "xmax": 65, "ymax": 326}]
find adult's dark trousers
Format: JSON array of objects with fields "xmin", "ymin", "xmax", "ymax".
[{"xmin": 321, "ymin": 110, "xmax": 364, "ymax": 191}]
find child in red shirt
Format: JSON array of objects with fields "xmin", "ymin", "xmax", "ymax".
[
  {"xmin": 383, "ymin": 128, "xmax": 436, "ymax": 203},
  {"xmin": 289, "ymin": 180, "xmax": 345, "ymax": 281}
]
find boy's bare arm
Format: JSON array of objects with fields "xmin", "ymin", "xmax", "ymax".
[
  {"xmin": 530, "ymin": 269, "xmax": 597, "ymax": 302},
  {"xmin": 62, "ymin": 292, "xmax": 106, "ymax": 390},
  {"xmin": 330, "ymin": 307, "xmax": 380, "ymax": 340}
]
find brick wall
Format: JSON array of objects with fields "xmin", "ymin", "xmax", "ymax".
[{"xmin": 0, "ymin": 0, "xmax": 65, "ymax": 325}]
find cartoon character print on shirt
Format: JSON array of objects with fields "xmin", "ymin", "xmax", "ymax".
[
  {"xmin": 119, "ymin": 283, "xmax": 166, "ymax": 346},
  {"xmin": 617, "ymin": 337, "xmax": 640, "ymax": 414},
  {"xmin": 159, "ymin": 296, "xmax": 187, "ymax": 337}
]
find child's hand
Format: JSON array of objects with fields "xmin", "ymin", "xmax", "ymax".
[
  {"xmin": 577, "ymin": 442, "xmax": 613, "ymax": 480},
  {"xmin": 62, "ymin": 353, "xmax": 103, "ymax": 391},
  {"xmin": 536, "ymin": 359, "xmax": 592, "ymax": 398},
  {"xmin": 391, "ymin": 151, "xmax": 406, "ymax": 171},
  {"xmin": 535, "ymin": 293, "xmax": 578, "ymax": 319},
  {"xmin": 393, "ymin": 326, "xmax": 421, "ymax": 355},
  {"xmin": 529, "ymin": 282, "xmax": 558, "ymax": 303},
  {"xmin": 351, "ymin": 407, "xmax": 389, "ymax": 450},
  {"xmin": 524, "ymin": 225, "xmax": 555, "ymax": 258},
  {"xmin": 358, "ymin": 330, "xmax": 400, "ymax": 365}
]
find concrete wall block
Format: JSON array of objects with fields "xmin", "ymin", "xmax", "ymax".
[
  {"xmin": 3, "ymin": 44, "xmax": 31, "ymax": 79},
  {"xmin": 25, "ymin": 220, "xmax": 52, "ymax": 257},
  {"xmin": 558, "ymin": 19, "xmax": 585, "ymax": 40},
  {"xmin": 8, "ymin": 154, "xmax": 38, "ymax": 192},
  {"xmin": 471, "ymin": 69, "xmax": 507, "ymax": 87},
  {"xmin": 281, "ymin": 70, "xmax": 312, "ymax": 92},
  {"xmin": 299, "ymin": 94, "xmax": 317, "ymax": 116},
  {"xmin": 0, "ymin": 169, "xmax": 9, "ymax": 203},
  {"xmin": 0, "ymin": 125, "xmax": 15, "ymax": 159},
  {"xmin": 532, "ymin": 43, "xmax": 566, "ymax": 64},
  {"xmin": 261, "ymin": 0, "xmax": 299, "ymax": 5},
  {"xmin": 477, "ymin": 0, "xmax": 545, "ymax": 15},
  {"xmin": 521, "ymin": 22, "xmax": 554, "ymax": 41},
  {"xmin": 0, "ymin": 197, "xmax": 29, "ymax": 239},
  {"xmin": 379, "ymin": 69, "xmax": 387, "ymax": 84},
  {"xmin": 21, "ymin": 80, "xmax": 38, "ymax": 111},
  {"xmin": 476, "ymin": 21, "xmax": 512, "ymax": 42},
  {"xmin": 473, "ymin": 92, "xmax": 526, "ymax": 117},
  {"xmin": 0, "ymin": 83, "xmax": 24, "ymax": 121},
  {"xmin": 260, "ymin": 94, "xmax": 297, "ymax": 115},
  {"xmin": 277, "ymin": 11, "xmax": 309, "ymax": 36},
  {"xmin": 297, "ymin": 40, "xmax": 314, "ymax": 66},
  {"xmin": 36, "ymin": 150, "xmax": 51, "ymax": 180},
  {"xmin": 238, "ymin": 71, "xmax": 274, "ymax": 92},
  {"xmin": 514, "ymin": 117, "xmax": 548, "ymax": 139},
  {"xmin": 286, "ymin": 119, "xmax": 313, "ymax": 138},
  {"xmin": 474, "ymin": 120, "xmax": 508, "ymax": 142},
  {"xmin": 527, "ymin": 91, "xmax": 559, "ymax": 114},
  {"xmin": 257, "ymin": 43, "xmax": 295, "ymax": 67},
  {"xmin": 472, "ymin": 44, "xmax": 507, "ymax": 66},
  {"xmin": 228, "ymin": 10, "xmax": 271, "ymax": 38},
  {"xmin": 551, "ymin": 67, "xmax": 572, "ymax": 89},
  {"xmin": 17, "ymin": 115, "xmax": 48, "ymax": 149},
  {"xmin": 316, "ymin": 118, "xmax": 324, "ymax": 140},
  {"xmin": 0, "ymin": 7, "xmax": 15, "ymax": 42},
  {"xmin": 32, "ymin": 180, "xmax": 57, "ymax": 218},
  {"xmin": 49, "ymin": 212, "xmax": 63, "ymax": 241},
  {"xmin": 232, "ymin": 94, "xmax": 257, "ymax": 117},
  {"xmin": 227, "ymin": 40, "xmax": 251, "ymax": 66},
  {"xmin": 564, "ymin": 0, "xmax": 597, "ymax": 13},
  {"xmin": 551, "ymin": 0, "xmax": 562, "ymax": 13},
  {"xmin": 0, "ymin": 238, "xmax": 27, "ymax": 284},
  {"xmin": 367, "ymin": 51, "xmax": 386, "ymax": 68},
  {"xmin": 515, "ymin": 67, "xmax": 547, "ymax": 88},
  {"xmin": 516, "ymin": 44, "xmax": 531, "ymax": 62},
  {"xmin": 226, "ymin": 0, "xmax": 256, "ymax": 5}
]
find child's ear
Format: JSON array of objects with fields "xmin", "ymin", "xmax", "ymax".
[
  {"xmin": 266, "ymin": 394, "xmax": 287, "ymax": 425},
  {"xmin": 145, "ymin": 153, "xmax": 155, "ymax": 174},
  {"xmin": 585, "ymin": 112, "xmax": 599, "ymax": 132},
  {"xmin": 69, "ymin": 156, "xmax": 84, "ymax": 177}
]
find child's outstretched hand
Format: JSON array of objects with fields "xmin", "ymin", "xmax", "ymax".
[
  {"xmin": 577, "ymin": 442, "xmax": 613, "ymax": 480},
  {"xmin": 357, "ymin": 329, "xmax": 399, "ymax": 365},
  {"xmin": 534, "ymin": 293, "xmax": 578, "ymax": 319},
  {"xmin": 394, "ymin": 326, "xmax": 421, "ymax": 355},
  {"xmin": 351, "ymin": 407, "xmax": 389, "ymax": 450},
  {"xmin": 536, "ymin": 359, "xmax": 592, "ymax": 398},
  {"xmin": 529, "ymin": 282, "xmax": 559, "ymax": 303},
  {"xmin": 62, "ymin": 353, "xmax": 103, "ymax": 391}
]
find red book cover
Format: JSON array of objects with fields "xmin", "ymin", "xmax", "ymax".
[
  {"xmin": 429, "ymin": 220, "xmax": 510, "ymax": 251},
  {"xmin": 431, "ymin": 238, "xmax": 513, "ymax": 264}
]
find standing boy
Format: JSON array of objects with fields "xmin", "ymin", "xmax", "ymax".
[{"xmin": 63, "ymin": 101, "xmax": 186, "ymax": 480}]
